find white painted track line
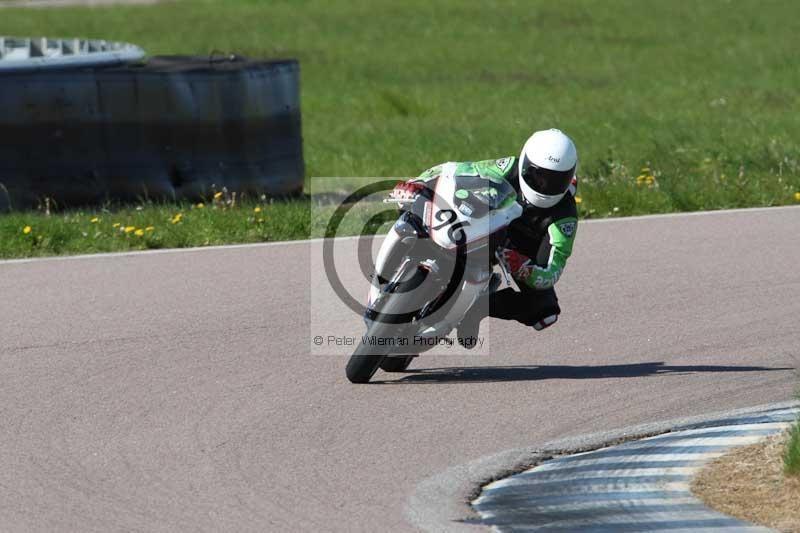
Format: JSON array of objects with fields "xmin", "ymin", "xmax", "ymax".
[
  {"xmin": 473, "ymin": 406, "xmax": 798, "ymax": 531},
  {"xmin": 2, "ymin": 204, "xmax": 799, "ymax": 266}
]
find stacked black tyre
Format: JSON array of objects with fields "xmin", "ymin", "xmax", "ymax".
[{"xmin": 0, "ymin": 55, "xmax": 303, "ymax": 210}]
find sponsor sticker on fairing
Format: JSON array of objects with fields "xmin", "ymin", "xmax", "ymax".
[{"xmin": 458, "ymin": 202, "xmax": 474, "ymax": 216}]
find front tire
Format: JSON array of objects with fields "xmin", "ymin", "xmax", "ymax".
[
  {"xmin": 345, "ymin": 319, "xmax": 406, "ymax": 383},
  {"xmin": 346, "ymin": 267, "xmax": 429, "ymax": 383},
  {"xmin": 379, "ymin": 355, "xmax": 415, "ymax": 373}
]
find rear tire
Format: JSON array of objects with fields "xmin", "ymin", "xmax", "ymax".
[{"xmin": 379, "ymin": 355, "xmax": 415, "ymax": 373}]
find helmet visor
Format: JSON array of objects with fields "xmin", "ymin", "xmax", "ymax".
[{"xmin": 521, "ymin": 157, "xmax": 575, "ymax": 197}]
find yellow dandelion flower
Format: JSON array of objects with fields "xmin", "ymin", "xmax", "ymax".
[
  {"xmin": 254, "ymin": 207, "xmax": 262, "ymax": 213},
  {"xmin": 23, "ymin": 226, "xmax": 32, "ymax": 234},
  {"xmin": 124, "ymin": 226, "xmax": 136, "ymax": 234},
  {"xmin": 90, "ymin": 217, "xmax": 100, "ymax": 223},
  {"xmin": 145, "ymin": 226, "xmax": 155, "ymax": 232},
  {"xmin": 794, "ymin": 192, "xmax": 800, "ymax": 202},
  {"xmin": 196, "ymin": 202, "xmax": 205, "ymax": 209},
  {"xmin": 213, "ymin": 192, "xmax": 223, "ymax": 200},
  {"xmin": 574, "ymin": 196, "xmax": 582, "ymax": 204},
  {"xmin": 171, "ymin": 213, "xmax": 183, "ymax": 224},
  {"xmin": 112, "ymin": 222, "xmax": 121, "ymax": 228},
  {"xmin": 134, "ymin": 229, "xmax": 145, "ymax": 237}
]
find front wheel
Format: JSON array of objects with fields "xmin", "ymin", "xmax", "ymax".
[
  {"xmin": 345, "ymin": 320, "xmax": 410, "ymax": 383},
  {"xmin": 379, "ymin": 355, "xmax": 415, "ymax": 372},
  {"xmin": 346, "ymin": 267, "xmax": 429, "ymax": 383},
  {"xmin": 345, "ymin": 318, "xmax": 408, "ymax": 383}
]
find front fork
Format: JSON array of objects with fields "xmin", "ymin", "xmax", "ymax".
[{"xmin": 368, "ymin": 212, "xmax": 422, "ymax": 309}]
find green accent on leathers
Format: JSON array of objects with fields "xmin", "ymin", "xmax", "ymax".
[
  {"xmin": 415, "ymin": 158, "xmax": 578, "ymax": 290},
  {"xmin": 521, "ymin": 216, "xmax": 578, "ymax": 290}
]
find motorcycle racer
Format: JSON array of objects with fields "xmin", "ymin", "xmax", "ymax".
[{"xmin": 398, "ymin": 129, "xmax": 579, "ymax": 346}]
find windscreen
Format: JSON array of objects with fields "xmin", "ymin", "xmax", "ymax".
[{"xmin": 452, "ymin": 175, "xmax": 517, "ymax": 218}]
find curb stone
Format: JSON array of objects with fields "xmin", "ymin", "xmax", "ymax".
[{"xmin": 405, "ymin": 400, "xmax": 800, "ymax": 532}]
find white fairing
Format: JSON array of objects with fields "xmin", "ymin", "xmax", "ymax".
[
  {"xmin": 415, "ymin": 278, "xmax": 485, "ymax": 339},
  {"xmin": 428, "ymin": 163, "xmax": 522, "ymax": 250},
  {"xmin": 368, "ymin": 227, "xmax": 403, "ymax": 308},
  {"xmin": 367, "ymin": 166, "xmax": 522, "ymax": 339},
  {"xmin": 374, "ymin": 228, "xmax": 402, "ymax": 277}
]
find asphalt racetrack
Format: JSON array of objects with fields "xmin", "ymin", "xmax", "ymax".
[{"xmin": 1, "ymin": 206, "xmax": 798, "ymax": 532}]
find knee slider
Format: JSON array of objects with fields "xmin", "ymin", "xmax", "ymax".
[{"xmin": 533, "ymin": 314, "xmax": 558, "ymax": 331}]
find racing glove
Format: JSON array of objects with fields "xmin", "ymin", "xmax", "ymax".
[
  {"xmin": 498, "ymin": 248, "xmax": 534, "ymax": 282},
  {"xmin": 390, "ymin": 180, "xmax": 427, "ymax": 202}
]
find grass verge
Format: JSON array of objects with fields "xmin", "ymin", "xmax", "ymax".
[
  {"xmin": 1, "ymin": 0, "xmax": 799, "ymax": 257},
  {"xmin": 0, "ymin": 194, "xmax": 310, "ymax": 259},
  {"xmin": 786, "ymin": 414, "xmax": 800, "ymax": 476}
]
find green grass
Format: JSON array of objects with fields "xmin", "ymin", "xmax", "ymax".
[
  {"xmin": 786, "ymin": 420, "xmax": 800, "ymax": 476},
  {"xmin": 786, "ymin": 389, "xmax": 800, "ymax": 477},
  {"xmin": 0, "ymin": 195, "xmax": 310, "ymax": 258},
  {"xmin": 1, "ymin": 0, "xmax": 800, "ymax": 256}
]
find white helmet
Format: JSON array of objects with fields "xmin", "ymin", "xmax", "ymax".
[{"xmin": 518, "ymin": 129, "xmax": 577, "ymax": 208}]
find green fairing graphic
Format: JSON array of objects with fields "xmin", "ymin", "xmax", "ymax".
[
  {"xmin": 454, "ymin": 162, "xmax": 480, "ymax": 177},
  {"xmin": 415, "ymin": 157, "xmax": 575, "ymax": 289},
  {"xmin": 417, "ymin": 158, "xmax": 516, "ymax": 182},
  {"xmin": 522, "ymin": 216, "xmax": 578, "ymax": 290},
  {"xmin": 416, "ymin": 164, "xmax": 443, "ymax": 181},
  {"xmin": 415, "ymin": 158, "xmax": 518, "ymax": 206}
]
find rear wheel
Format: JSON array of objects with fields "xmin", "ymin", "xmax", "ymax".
[{"xmin": 379, "ymin": 355, "xmax": 415, "ymax": 373}]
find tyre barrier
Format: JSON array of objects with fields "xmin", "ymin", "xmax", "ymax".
[
  {"xmin": 0, "ymin": 36, "xmax": 145, "ymax": 72},
  {"xmin": 0, "ymin": 54, "xmax": 303, "ymax": 210}
]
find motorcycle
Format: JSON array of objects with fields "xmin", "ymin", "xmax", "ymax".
[{"xmin": 345, "ymin": 163, "xmax": 523, "ymax": 383}]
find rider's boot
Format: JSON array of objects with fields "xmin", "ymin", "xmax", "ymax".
[{"xmin": 533, "ymin": 314, "xmax": 558, "ymax": 330}]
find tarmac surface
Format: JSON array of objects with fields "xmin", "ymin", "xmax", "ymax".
[{"xmin": 1, "ymin": 206, "xmax": 798, "ymax": 531}]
